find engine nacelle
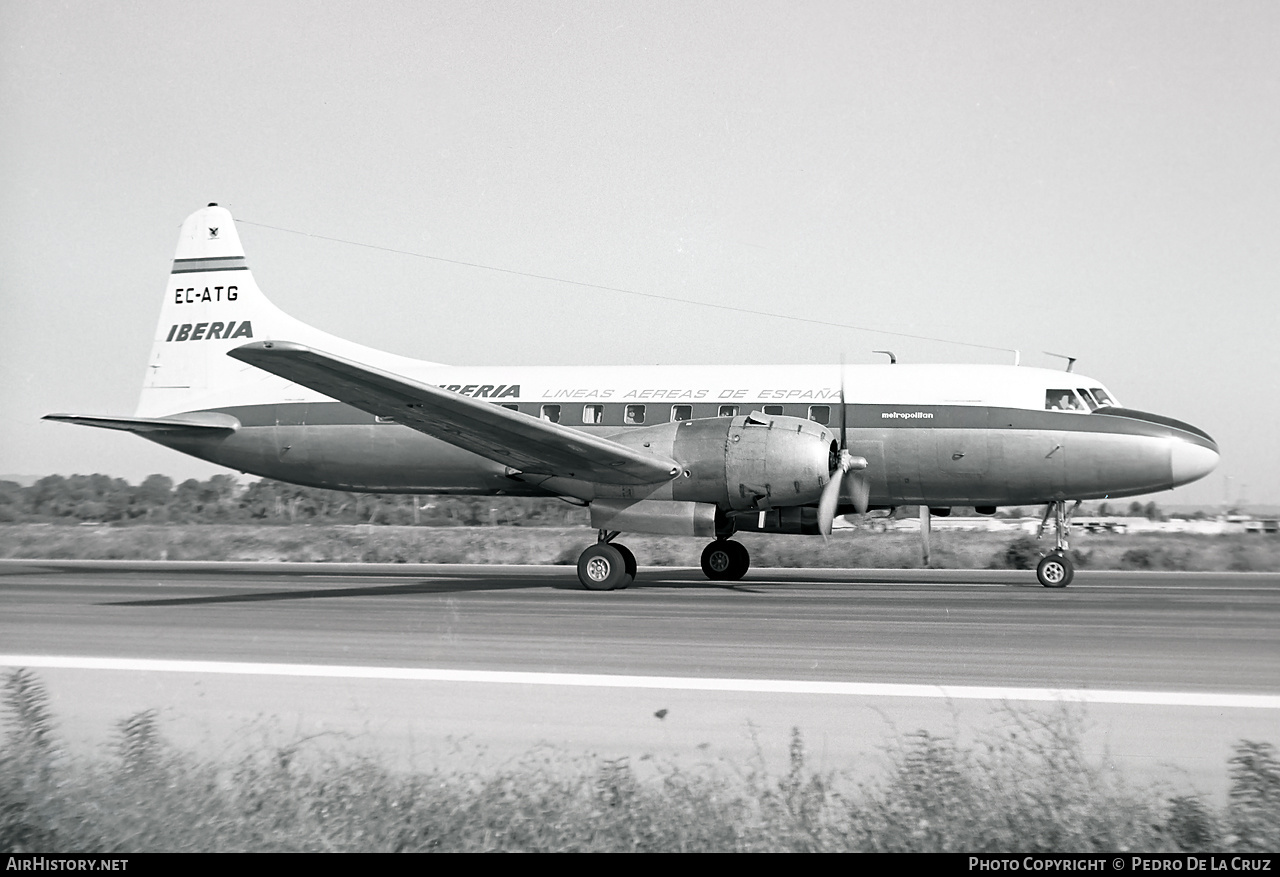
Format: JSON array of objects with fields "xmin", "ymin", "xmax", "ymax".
[
  {"xmin": 615, "ymin": 412, "xmax": 835, "ymax": 510},
  {"xmin": 589, "ymin": 498, "xmax": 718, "ymax": 537}
]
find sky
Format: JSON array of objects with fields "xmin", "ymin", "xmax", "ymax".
[{"xmin": 2, "ymin": 1, "xmax": 1277, "ymax": 507}]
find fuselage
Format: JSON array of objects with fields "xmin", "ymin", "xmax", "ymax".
[{"xmin": 147, "ymin": 361, "xmax": 1218, "ymax": 509}]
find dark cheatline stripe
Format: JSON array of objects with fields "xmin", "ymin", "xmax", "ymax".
[
  {"xmin": 172, "ymin": 256, "xmax": 249, "ymax": 274},
  {"xmin": 198, "ymin": 401, "xmax": 1216, "ymax": 450},
  {"xmin": 1093, "ymin": 407, "xmax": 1216, "ymax": 444}
]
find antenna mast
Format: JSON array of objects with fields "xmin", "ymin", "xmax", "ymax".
[{"xmin": 1044, "ymin": 352, "xmax": 1077, "ymax": 372}]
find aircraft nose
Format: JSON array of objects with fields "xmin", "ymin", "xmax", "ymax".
[{"xmin": 1170, "ymin": 437, "xmax": 1219, "ymax": 486}]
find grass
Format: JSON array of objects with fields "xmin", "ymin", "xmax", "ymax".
[
  {"xmin": 2, "ymin": 670, "xmax": 1277, "ymax": 852},
  {"xmin": 2, "ymin": 524, "xmax": 1279, "ymax": 571}
]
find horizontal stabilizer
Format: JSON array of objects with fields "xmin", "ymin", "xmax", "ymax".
[
  {"xmin": 228, "ymin": 341, "xmax": 680, "ymax": 485},
  {"xmin": 42, "ymin": 412, "xmax": 239, "ymax": 434}
]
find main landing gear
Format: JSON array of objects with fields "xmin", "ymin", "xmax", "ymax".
[
  {"xmin": 701, "ymin": 539, "xmax": 750, "ymax": 581},
  {"xmin": 575, "ymin": 532, "xmax": 752, "ymax": 589},
  {"xmin": 576, "ymin": 531, "xmax": 637, "ymax": 591},
  {"xmin": 1035, "ymin": 500, "xmax": 1081, "ymax": 588}
]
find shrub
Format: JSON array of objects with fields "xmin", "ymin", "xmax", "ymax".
[
  {"xmin": 1163, "ymin": 795, "xmax": 1219, "ymax": 850},
  {"xmin": 1120, "ymin": 546, "xmax": 1189, "ymax": 571},
  {"xmin": 1227, "ymin": 741, "xmax": 1280, "ymax": 851},
  {"xmin": 7, "ymin": 668, "xmax": 1276, "ymax": 852},
  {"xmin": 995, "ymin": 536, "xmax": 1043, "ymax": 570}
]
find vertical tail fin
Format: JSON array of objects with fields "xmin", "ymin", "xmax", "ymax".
[{"xmin": 136, "ymin": 204, "xmax": 435, "ymax": 418}]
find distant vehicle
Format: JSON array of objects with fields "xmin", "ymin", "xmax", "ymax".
[
  {"xmin": 1245, "ymin": 520, "xmax": 1280, "ymax": 535},
  {"xmin": 1078, "ymin": 519, "xmax": 1129, "ymax": 534},
  {"xmin": 46, "ymin": 204, "xmax": 1219, "ymax": 589}
]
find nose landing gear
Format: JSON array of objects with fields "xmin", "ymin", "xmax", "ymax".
[
  {"xmin": 1036, "ymin": 551, "xmax": 1073, "ymax": 588},
  {"xmin": 1035, "ymin": 500, "xmax": 1080, "ymax": 588}
]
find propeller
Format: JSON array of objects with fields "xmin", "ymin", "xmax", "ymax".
[{"xmin": 818, "ymin": 361, "xmax": 869, "ymax": 537}]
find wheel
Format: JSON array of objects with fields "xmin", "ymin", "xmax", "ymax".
[
  {"xmin": 701, "ymin": 540, "xmax": 750, "ymax": 581},
  {"xmin": 614, "ymin": 543, "xmax": 637, "ymax": 589},
  {"xmin": 1036, "ymin": 551, "xmax": 1073, "ymax": 588},
  {"xmin": 701, "ymin": 541, "xmax": 733, "ymax": 580},
  {"xmin": 577, "ymin": 543, "xmax": 630, "ymax": 591}
]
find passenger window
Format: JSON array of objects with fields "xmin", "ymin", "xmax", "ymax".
[
  {"xmin": 762, "ymin": 405, "xmax": 784, "ymax": 415},
  {"xmin": 808, "ymin": 405, "xmax": 831, "ymax": 425},
  {"xmin": 540, "ymin": 404, "xmax": 561, "ymax": 423},
  {"xmin": 624, "ymin": 404, "xmax": 646, "ymax": 425},
  {"xmin": 719, "ymin": 405, "xmax": 739, "ymax": 417},
  {"xmin": 671, "ymin": 405, "xmax": 692, "ymax": 422},
  {"xmin": 501, "ymin": 404, "xmax": 518, "ymax": 411},
  {"xmin": 1045, "ymin": 390, "xmax": 1083, "ymax": 411},
  {"xmin": 1091, "ymin": 388, "xmax": 1115, "ymax": 407},
  {"xmin": 582, "ymin": 404, "xmax": 603, "ymax": 424}
]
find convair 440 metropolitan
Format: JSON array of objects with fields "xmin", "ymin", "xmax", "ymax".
[{"xmin": 47, "ymin": 205, "xmax": 1220, "ymax": 589}]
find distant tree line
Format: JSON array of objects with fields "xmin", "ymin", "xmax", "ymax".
[
  {"xmin": 997, "ymin": 502, "xmax": 1177, "ymax": 521},
  {"xmin": 0, "ymin": 474, "xmax": 589, "ymax": 527},
  {"xmin": 0, "ymin": 475, "xmax": 1193, "ymax": 526}
]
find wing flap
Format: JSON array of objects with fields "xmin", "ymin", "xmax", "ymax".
[{"xmin": 228, "ymin": 341, "xmax": 680, "ymax": 485}]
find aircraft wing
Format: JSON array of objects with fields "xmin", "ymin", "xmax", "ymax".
[
  {"xmin": 42, "ymin": 412, "xmax": 239, "ymax": 434},
  {"xmin": 228, "ymin": 341, "xmax": 680, "ymax": 485}
]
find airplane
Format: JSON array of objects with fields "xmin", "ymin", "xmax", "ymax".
[{"xmin": 46, "ymin": 204, "xmax": 1220, "ymax": 590}]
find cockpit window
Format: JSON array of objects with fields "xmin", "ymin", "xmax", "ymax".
[
  {"xmin": 1091, "ymin": 388, "xmax": 1116, "ymax": 407},
  {"xmin": 1046, "ymin": 390, "xmax": 1085, "ymax": 411},
  {"xmin": 1077, "ymin": 388, "xmax": 1099, "ymax": 411}
]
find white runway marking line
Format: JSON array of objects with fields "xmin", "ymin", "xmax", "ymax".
[{"xmin": 2, "ymin": 655, "xmax": 1277, "ymax": 710}]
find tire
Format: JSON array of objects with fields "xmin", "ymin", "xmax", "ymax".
[
  {"xmin": 578, "ymin": 543, "xmax": 630, "ymax": 591},
  {"xmin": 724, "ymin": 539, "xmax": 750, "ymax": 580},
  {"xmin": 1036, "ymin": 551, "xmax": 1073, "ymax": 588},
  {"xmin": 701, "ymin": 540, "xmax": 750, "ymax": 581},
  {"xmin": 614, "ymin": 543, "xmax": 637, "ymax": 589}
]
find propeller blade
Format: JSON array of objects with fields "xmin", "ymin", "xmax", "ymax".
[
  {"xmin": 849, "ymin": 472, "xmax": 871, "ymax": 515},
  {"xmin": 838, "ymin": 358, "xmax": 847, "ymax": 450},
  {"xmin": 820, "ymin": 360, "xmax": 859, "ymax": 538},
  {"xmin": 817, "ymin": 468, "xmax": 845, "ymax": 538},
  {"xmin": 818, "ymin": 449, "xmax": 868, "ymax": 536}
]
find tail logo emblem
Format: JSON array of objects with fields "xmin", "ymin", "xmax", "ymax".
[{"xmin": 208, "ymin": 227, "xmax": 219, "ymax": 239}]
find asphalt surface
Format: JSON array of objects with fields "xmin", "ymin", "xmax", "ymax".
[
  {"xmin": 2, "ymin": 560, "xmax": 1277, "ymax": 799},
  {"xmin": 2, "ymin": 560, "xmax": 1277, "ymax": 692}
]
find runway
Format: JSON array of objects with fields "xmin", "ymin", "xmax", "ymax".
[{"xmin": 2, "ymin": 560, "xmax": 1278, "ymax": 800}]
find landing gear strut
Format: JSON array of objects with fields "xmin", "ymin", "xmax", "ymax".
[
  {"xmin": 576, "ymin": 530, "xmax": 636, "ymax": 591},
  {"xmin": 701, "ymin": 539, "xmax": 750, "ymax": 581},
  {"xmin": 1035, "ymin": 500, "xmax": 1080, "ymax": 588}
]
